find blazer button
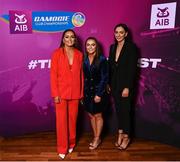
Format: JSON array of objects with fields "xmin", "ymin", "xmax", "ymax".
[
  {"xmin": 91, "ymin": 78, "xmax": 93, "ymax": 81},
  {"xmin": 90, "ymin": 87, "xmax": 93, "ymax": 90}
]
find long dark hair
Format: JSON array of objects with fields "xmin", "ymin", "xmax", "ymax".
[
  {"xmin": 59, "ymin": 29, "xmax": 79, "ymax": 48},
  {"xmin": 85, "ymin": 37, "xmax": 102, "ymax": 67},
  {"xmin": 114, "ymin": 23, "xmax": 129, "ymax": 44}
]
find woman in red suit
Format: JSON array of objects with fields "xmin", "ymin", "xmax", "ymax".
[{"xmin": 50, "ymin": 29, "xmax": 84, "ymax": 159}]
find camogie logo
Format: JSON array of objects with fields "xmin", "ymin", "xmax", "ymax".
[
  {"xmin": 150, "ymin": 2, "xmax": 177, "ymax": 29},
  {"xmin": 2, "ymin": 11, "xmax": 86, "ymax": 33},
  {"xmin": 72, "ymin": 12, "xmax": 86, "ymax": 27}
]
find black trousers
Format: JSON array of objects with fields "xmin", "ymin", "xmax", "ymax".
[{"xmin": 113, "ymin": 93, "xmax": 132, "ymax": 136}]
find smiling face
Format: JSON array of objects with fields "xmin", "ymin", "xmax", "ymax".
[
  {"xmin": 86, "ymin": 39, "xmax": 97, "ymax": 55},
  {"xmin": 63, "ymin": 31, "xmax": 76, "ymax": 47},
  {"xmin": 114, "ymin": 26, "xmax": 128, "ymax": 43}
]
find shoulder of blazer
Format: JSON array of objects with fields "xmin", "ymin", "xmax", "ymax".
[
  {"xmin": 124, "ymin": 41, "xmax": 138, "ymax": 60},
  {"xmin": 75, "ymin": 48, "xmax": 83, "ymax": 54},
  {"xmin": 52, "ymin": 48, "xmax": 63, "ymax": 57},
  {"xmin": 125, "ymin": 41, "xmax": 136, "ymax": 50},
  {"xmin": 110, "ymin": 44, "xmax": 116, "ymax": 53},
  {"xmin": 99, "ymin": 55, "xmax": 107, "ymax": 62},
  {"xmin": 109, "ymin": 44, "xmax": 116, "ymax": 60},
  {"xmin": 74, "ymin": 48, "xmax": 83, "ymax": 60}
]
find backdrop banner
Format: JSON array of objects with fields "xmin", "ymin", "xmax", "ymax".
[{"xmin": 0, "ymin": 0, "xmax": 179, "ymax": 147}]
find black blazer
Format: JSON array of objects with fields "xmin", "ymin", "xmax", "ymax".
[
  {"xmin": 83, "ymin": 55, "xmax": 108, "ymax": 98},
  {"xmin": 108, "ymin": 41, "xmax": 138, "ymax": 95}
]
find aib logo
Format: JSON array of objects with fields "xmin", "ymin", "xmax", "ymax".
[
  {"xmin": 150, "ymin": 2, "xmax": 176, "ymax": 29},
  {"xmin": 9, "ymin": 10, "xmax": 32, "ymax": 34},
  {"xmin": 157, "ymin": 7, "xmax": 169, "ymax": 18},
  {"xmin": 15, "ymin": 13, "xmax": 27, "ymax": 24}
]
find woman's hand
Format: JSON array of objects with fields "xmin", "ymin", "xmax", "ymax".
[
  {"xmin": 54, "ymin": 96, "xmax": 60, "ymax": 104},
  {"xmin": 94, "ymin": 95, "xmax": 101, "ymax": 103},
  {"xmin": 122, "ymin": 88, "xmax": 129, "ymax": 97},
  {"xmin": 80, "ymin": 98, "xmax": 84, "ymax": 105},
  {"xmin": 106, "ymin": 84, "xmax": 111, "ymax": 94}
]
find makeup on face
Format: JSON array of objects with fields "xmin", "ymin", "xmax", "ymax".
[
  {"xmin": 86, "ymin": 39, "xmax": 97, "ymax": 55},
  {"xmin": 114, "ymin": 26, "xmax": 127, "ymax": 42},
  {"xmin": 63, "ymin": 31, "xmax": 76, "ymax": 47}
]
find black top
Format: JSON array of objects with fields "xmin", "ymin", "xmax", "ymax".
[{"xmin": 108, "ymin": 41, "xmax": 138, "ymax": 96}]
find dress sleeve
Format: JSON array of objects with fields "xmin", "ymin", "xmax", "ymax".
[
  {"xmin": 50, "ymin": 50, "xmax": 59, "ymax": 97},
  {"xmin": 80, "ymin": 53, "xmax": 84, "ymax": 98},
  {"xmin": 125, "ymin": 44, "xmax": 138, "ymax": 89},
  {"xmin": 96, "ymin": 57, "xmax": 109, "ymax": 97},
  {"xmin": 108, "ymin": 44, "xmax": 114, "ymax": 85}
]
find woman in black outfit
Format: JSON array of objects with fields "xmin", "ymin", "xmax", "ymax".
[
  {"xmin": 108, "ymin": 24, "xmax": 138, "ymax": 150},
  {"xmin": 83, "ymin": 37, "xmax": 108, "ymax": 150}
]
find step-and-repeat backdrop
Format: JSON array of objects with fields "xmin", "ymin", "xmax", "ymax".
[{"xmin": 0, "ymin": 0, "xmax": 179, "ymax": 147}]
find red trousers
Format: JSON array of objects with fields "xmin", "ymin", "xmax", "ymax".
[{"xmin": 55, "ymin": 99, "xmax": 79, "ymax": 154}]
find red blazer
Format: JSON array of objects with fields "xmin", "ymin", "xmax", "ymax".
[{"xmin": 50, "ymin": 48, "xmax": 84, "ymax": 100}]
